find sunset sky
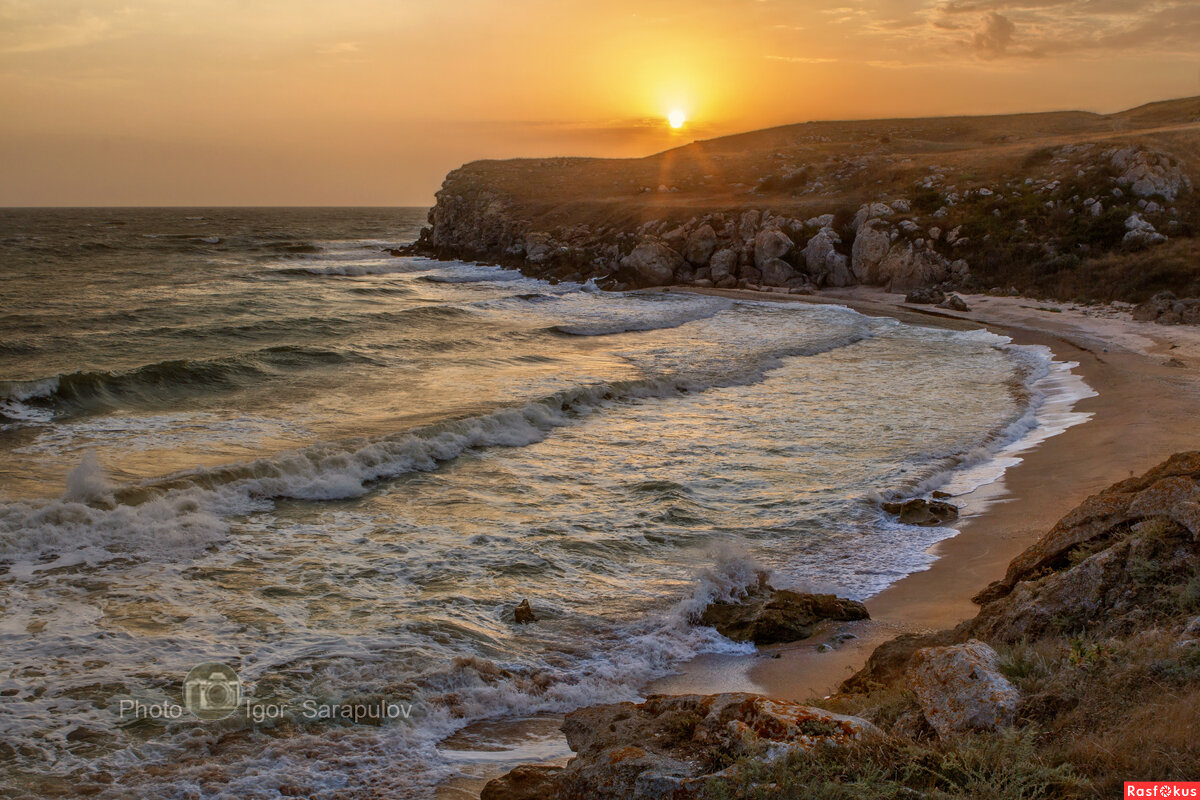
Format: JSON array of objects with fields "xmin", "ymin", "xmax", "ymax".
[{"xmin": 3, "ymin": 0, "xmax": 1198, "ymax": 206}]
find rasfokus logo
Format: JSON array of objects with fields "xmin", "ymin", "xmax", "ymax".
[{"xmin": 182, "ymin": 662, "xmax": 242, "ymax": 720}]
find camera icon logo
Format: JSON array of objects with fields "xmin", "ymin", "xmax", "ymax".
[{"xmin": 183, "ymin": 662, "xmax": 242, "ymax": 721}]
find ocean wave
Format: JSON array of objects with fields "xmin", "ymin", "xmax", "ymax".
[
  {"xmin": 871, "ymin": 339, "xmax": 1095, "ymax": 507},
  {"xmin": 0, "ymin": 346, "xmax": 373, "ymax": 424},
  {"xmin": 0, "ymin": 327, "xmax": 878, "ymax": 562}
]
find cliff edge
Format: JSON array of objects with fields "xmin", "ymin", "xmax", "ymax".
[{"xmin": 413, "ymin": 97, "xmax": 1200, "ymax": 305}]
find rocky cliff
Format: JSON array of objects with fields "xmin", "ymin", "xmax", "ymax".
[
  {"xmin": 481, "ymin": 453, "xmax": 1200, "ymax": 799},
  {"xmin": 412, "ymin": 98, "xmax": 1200, "ymax": 304}
]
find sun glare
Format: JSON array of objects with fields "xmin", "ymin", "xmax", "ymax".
[{"xmin": 667, "ymin": 109, "xmax": 686, "ymax": 129}]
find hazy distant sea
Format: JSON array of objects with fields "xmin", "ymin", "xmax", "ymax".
[{"xmin": 0, "ymin": 208, "xmax": 1092, "ymax": 798}]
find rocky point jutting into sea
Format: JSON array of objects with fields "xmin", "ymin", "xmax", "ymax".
[{"xmin": 408, "ymin": 96, "xmax": 1200, "ymax": 319}]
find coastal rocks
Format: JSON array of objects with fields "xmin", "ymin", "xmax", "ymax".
[
  {"xmin": 513, "ymin": 599, "xmax": 537, "ymax": 624},
  {"xmin": 1123, "ymin": 213, "xmax": 1168, "ymax": 247},
  {"xmin": 708, "ymin": 248, "xmax": 738, "ymax": 286},
  {"xmin": 878, "ymin": 242, "xmax": 953, "ymax": 293},
  {"xmin": 905, "ymin": 287, "xmax": 945, "ymax": 305},
  {"xmin": 881, "ymin": 498, "xmax": 960, "ymax": 527},
  {"xmin": 699, "ymin": 585, "xmax": 868, "ymax": 644},
  {"xmin": 1132, "ymin": 292, "xmax": 1200, "ymax": 325},
  {"xmin": 758, "ymin": 258, "xmax": 796, "ymax": 287},
  {"xmin": 619, "ymin": 240, "xmax": 683, "ymax": 286},
  {"xmin": 683, "ymin": 224, "xmax": 718, "ymax": 266},
  {"xmin": 939, "ymin": 293, "xmax": 970, "ymax": 312},
  {"xmin": 804, "ymin": 227, "xmax": 852, "ymax": 287},
  {"xmin": 973, "ymin": 452, "xmax": 1200, "ymax": 606},
  {"xmin": 481, "ymin": 694, "xmax": 880, "ymax": 800},
  {"xmin": 850, "ymin": 219, "xmax": 892, "ymax": 284},
  {"xmin": 753, "ymin": 228, "xmax": 794, "ymax": 267},
  {"xmin": 481, "ymin": 765, "xmax": 563, "ymax": 800},
  {"xmin": 906, "ymin": 640, "xmax": 1020, "ymax": 737},
  {"xmin": 851, "ymin": 202, "xmax": 894, "ymax": 233}
]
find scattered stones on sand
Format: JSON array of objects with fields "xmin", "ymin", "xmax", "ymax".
[{"xmin": 939, "ymin": 293, "xmax": 970, "ymax": 312}]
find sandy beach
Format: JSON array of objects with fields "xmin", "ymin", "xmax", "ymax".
[{"xmin": 651, "ymin": 285, "xmax": 1200, "ymax": 703}]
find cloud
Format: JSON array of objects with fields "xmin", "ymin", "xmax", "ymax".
[{"xmin": 971, "ymin": 11, "xmax": 1016, "ymax": 56}]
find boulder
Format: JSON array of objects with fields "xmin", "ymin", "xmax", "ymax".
[
  {"xmin": 708, "ymin": 248, "xmax": 738, "ymax": 283},
  {"xmin": 513, "ymin": 599, "xmax": 537, "ymax": 624},
  {"xmin": 523, "ymin": 233, "xmax": 555, "ymax": 264},
  {"xmin": 699, "ymin": 586, "xmax": 868, "ymax": 644},
  {"xmin": 758, "ymin": 258, "xmax": 796, "ymax": 287},
  {"xmin": 939, "ymin": 293, "xmax": 970, "ymax": 312},
  {"xmin": 619, "ymin": 240, "xmax": 683, "ymax": 287},
  {"xmin": 850, "ymin": 219, "xmax": 892, "ymax": 284},
  {"xmin": 881, "ymin": 498, "xmax": 959, "ymax": 526},
  {"xmin": 481, "ymin": 765, "xmax": 564, "ymax": 800},
  {"xmin": 1123, "ymin": 213, "xmax": 1167, "ymax": 247},
  {"xmin": 683, "ymin": 224, "xmax": 718, "ymax": 266},
  {"xmin": 754, "ymin": 228, "xmax": 793, "ymax": 268},
  {"xmin": 907, "ymin": 640, "xmax": 1020, "ymax": 737},
  {"xmin": 878, "ymin": 243, "xmax": 952, "ymax": 292},
  {"xmin": 904, "ymin": 287, "xmax": 945, "ymax": 305},
  {"xmin": 851, "ymin": 202, "xmax": 894, "ymax": 233},
  {"xmin": 481, "ymin": 694, "xmax": 880, "ymax": 800},
  {"xmin": 804, "ymin": 227, "xmax": 852, "ymax": 287}
]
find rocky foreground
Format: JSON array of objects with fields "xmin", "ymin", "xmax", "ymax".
[
  {"xmin": 409, "ymin": 96, "xmax": 1200, "ymax": 313},
  {"xmin": 482, "ymin": 453, "xmax": 1200, "ymax": 799}
]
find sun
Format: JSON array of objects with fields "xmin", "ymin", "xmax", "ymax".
[{"xmin": 667, "ymin": 109, "xmax": 686, "ymax": 129}]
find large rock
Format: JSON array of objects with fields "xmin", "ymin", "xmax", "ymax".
[
  {"xmin": 753, "ymin": 228, "xmax": 793, "ymax": 268},
  {"xmin": 877, "ymin": 241, "xmax": 952, "ymax": 292},
  {"xmin": 804, "ymin": 227, "xmax": 852, "ymax": 287},
  {"xmin": 881, "ymin": 498, "xmax": 959, "ymax": 527},
  {"xmin": 851, "ymin": 202, "xmax": 894, "ymax": 233},
  {"xmin": 906, "ymin": 640, "xmax": 1020, "ymax": 737},
  {"xmin": 619, "ymin": 239, "xmax": 683, "ymax": 287},
  {"xmin": 758, "ymin": 258, "xmax": 796, "ymax": 287},
  {"xmin": 683, "ymin": 224, "xmax": 718, "ymax": 266},
  {"xmin": 708, "ymin": 248, "xmax": 738, "ymax": 284},
  {"xmin": 699, "ymin": 586, "xmax": 868, "ymax": 644},
  {"xmin": 482, "ymin": 694, "xmax": 880, "ymax": 800},
  {"xmin": 481, "ymin": 765, "xmax": 564, "ymax": 800},
  {"xmin": 850, "ymin": 219, "xmax": 892, "ymax": 283},
  {"xmin": 1123, "ymin": 212, "xmax": 1167, "ymax": 246}
]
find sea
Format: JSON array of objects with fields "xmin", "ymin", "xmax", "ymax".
[{"xmin": 0, "ymin": 207, "xmax": 1094, "ymax": 798}]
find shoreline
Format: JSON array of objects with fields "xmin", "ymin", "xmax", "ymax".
[
  {"xmin": 439, "ymin": 283, "xmax": 1200, "ymax": 799},
  {"xmin": 648, "ymin": 285, "xmax": 1200, "ymax": 703}
]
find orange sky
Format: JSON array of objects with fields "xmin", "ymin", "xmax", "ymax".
[{"xmin": 2, "ymin": 0, "xmax": 1198, "ymax": 206}]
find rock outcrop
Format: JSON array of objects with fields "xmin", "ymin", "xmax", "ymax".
[
  {"xmin": 1132, "ymin": 292, "xmax": 1200, "ymax": 325},
  {"xmin": 481, "ymin": 694, "xmax": 880, "ymax": 800},
  {"xmin": 906, "ymin": 640, "xmax": 1020, "ymax": 737},
  {"xmin": 881, "ymin": 498, "xmax": 960, "ymax": 527},
  {"xmin": 699, "ymin": 585, "xmax": 869, "ymax": 644},
  {"xmin": 974, "ymin": 452, "xmax": 1200, "ymax": 607}
]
